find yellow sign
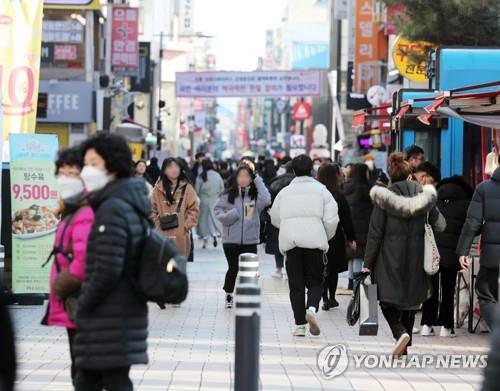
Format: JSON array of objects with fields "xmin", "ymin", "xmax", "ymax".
[
  {"xmin": 392, "ymin": 36, "xmax": 434, "ymax": 83},
  {"xmin": 129, "ymin": 142, "xmax": 144, "ymax": 162},
  {"xmin": 0, "ymin": 0, "xmax": 44, "ymax": 141},
  {"xmin": 43, "ymin": 0, "xmax": 101, "ymax": 10}
]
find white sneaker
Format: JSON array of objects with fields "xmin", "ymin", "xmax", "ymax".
[
  {"xmin": 440, "ymin": 327, "xmax": 456, "ymax": 338},
  {"xmin": 293, "ymin": 325, "xmax": 306, "ymax": 337},
  {"xmin": 421, "ymin": 325, "xmax": 435, "ymax": 336},
  {"xmin": 271, "ymin": 270, "xmax": 283, "ymax": 279},
  {"xmin": 412, "ymin": 327, "xmax": 420, "ymax": 334},
  {"xmin": 305, "ymin": 308, "xmax": 320, "ymax": 336},
  {"xmin": 392, "ymin": 333, "xmax": 410, "ymax": 357}
]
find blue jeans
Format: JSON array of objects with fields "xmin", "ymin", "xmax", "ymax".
[{"xmin": 348, "ymin": 258, "xmax": 363, "ymax": 280}]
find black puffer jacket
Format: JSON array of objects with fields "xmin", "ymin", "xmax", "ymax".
[
  {"xmin": 364, "ymin": 181, "xmax": 446, "ymax": 309},
  {"xmin": 434, "ymin": 177, "xmax": 473, "ymax": 271},
  {"xmin": 457, "ymin": 167, "xmax": 500, "ymax": 269},
  {"xmin": 326, "ymin": 191, "xmax": 355, "ymax": 273},
  {"xmin": 344, "ymin": 180, "xmax": 373, "ymax": 259},
  {"xmin": 482, "ymin": 312, "xmax": 500, "ymax": 391},
  {"xmin": 74, "ymin": 178, "xmax": 150, "ymax": 370}
]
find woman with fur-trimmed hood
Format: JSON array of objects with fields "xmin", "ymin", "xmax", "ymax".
[{"xmin": 363, "ymin": 152, "xmax": 445, "ymax": 357}]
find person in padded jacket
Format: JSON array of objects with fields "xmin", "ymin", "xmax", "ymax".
[
  {"xmin": 214, "ymin": 164, "xmax": 271, "ymax": 309},
  {"xmin": 457, "ymin": 163, "xmax": 500, "ymax": 331},
  {"xmin": 420, "ymin": 175, "xmax": 473, "ymax": 338},
  {"xmin": 364, "ymin": 153, "xmax": 445, "ymax": 357},
  {"xmin": 74, "ymin": 133, "xmax": 150, "ymax": 390}
]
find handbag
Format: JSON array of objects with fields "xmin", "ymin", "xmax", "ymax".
[
  {"xmin": 359, "ymin": 274, "xmax": 378, "ymax": 336},
  {"xmin": 424, "ymin": 214, "xmax": 440, "ymax": 275},
  {"xmin": 159, "ymin": 186, "xmax": 186, "ymax": 231}
]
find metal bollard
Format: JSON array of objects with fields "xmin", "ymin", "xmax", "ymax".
[
  {"xmin": 238, "ymin": 253, "xmax": 259, "ymax": 285},
  {"xmin": 234, "ymin": 282, "xmax": 260, "ymax": 391}
]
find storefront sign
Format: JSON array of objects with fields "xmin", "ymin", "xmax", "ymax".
[
  {"xmin": 54, "ymin": 44, "xmax": 77, "ymax": 60},
  {"xmin": 44, "ymin": 0, "xmax": 101, "ymax": 10},
  {"xmin": 37, "ymin": 81, "xmax": 93, "ymax": 123},
  {"xmin": 41, "ymin": 43, "xmax": 54, "ymax": 64},
  {"xmin": 0, "ymin": 0, "xmax": 44, "ymax": 141},
  {"xmin": 353, "ymin": 0, "xmax": 386, "ymax": 93},
  {"xmin": 10, "ymin": 134, "xmax": 59, "ymax": 294},
  {"xmin": 176, "ymin": 70, "xmax": 322, "ymax": 98},
  {"xmin": 130, "ymin": 42, "xmax": 151, "ymax": 92},
  {"xmin": 392, "ymin": 35, "xmax": 433, "ymax": 83},
  {"xmin": 292, "ymin": 42, "xmax": 329, "ymax": 69},
  {"xmin": 111, "ymin": 6, "xmax": 139, "ymax": 76},
  {"xmin": 43, "ymin": 20, "xmax": 84, "ymax": 43},
  {"xmin": 179, "ymin": 0, "xmax": 195, "ymax": 36}
]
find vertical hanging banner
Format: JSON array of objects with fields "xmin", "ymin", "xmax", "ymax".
[
  {"xmin": 111, "ymin": 5, "xmax": 139, "ymax": 76},
  {"xmin": 353, "ymin": 0, "xmax": 387, "ymax": 94},
  {"xmin": 10, "ymin": 134, "xmax": 59, "ymax": 294},
  {"xmin": 0, "ymin": 0, "xmax": 44, "ymax": 141}
]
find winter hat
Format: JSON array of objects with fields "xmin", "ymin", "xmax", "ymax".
[{"xmin": 415, "ymin": 161, "xmax": 441, "ymax": 183}]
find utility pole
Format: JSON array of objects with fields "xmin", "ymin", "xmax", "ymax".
[{"xmin": 328, "ymin": 1, "xmax": 342, "ymax": 161}]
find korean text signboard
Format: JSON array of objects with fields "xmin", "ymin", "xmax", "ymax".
[
  {"xmin": 111, "ymin": 6, "xmax": 139, "ymax": 76},
  {"xmin": 37, "ymin": 81, "xmax": 93, "ymax": 123},
  {"xmin": 130, "ymin": 42, "xmax": 151, "ymax": 92},
  {"xmin": 179, "ymin": 0, "xmax": 195, "ymax": 36},
  {"xmin": 176, "ymin": 70, "xmax": 322, "ymax": 98},
  {"xmin": 392, "ymin": 35, "xmax": 434, "ymax": 83},
  {"xmin": 0, "ymin": 0, "xmax": 44, "ymax": 141},
  {"xmin": 10, "ymin": 134, "xmax": 59, "ymax": 294},
  {"xmin": 353, "ymin": 0, "xmax": 386, "ymax": 93}
]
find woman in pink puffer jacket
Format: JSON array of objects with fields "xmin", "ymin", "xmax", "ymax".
[{"xmin": 42, "ymin": 146, "xmax": 94, "ymax": 384}]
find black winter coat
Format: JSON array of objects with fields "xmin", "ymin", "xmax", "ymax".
[
  {"xmin": 326, "ymin": 191, "xmax": 355, "ymax": 273},
  {"xmin": 74, "ymin": 178, "xmax": 150, "ymax": 370},
  {"xmin": 344, "ymin": 180, "xmax": 373, "ymax": 259},
  {"xmin": 434, "ymin": 177, "xmax": 473, "ymax": 271},
  {"xmin": 364, "ymin": 181, "xmax": 446, "ymax": 310},
  {"xmin": 265, "ymin": 173, "xmax": 295, "ymax": 255},
  {"xmin": 457, "ymin": 167, "xmax": 500, "ymax": 269},
  {"xmin": 482, "ymin": 311, "xmax": 500, "ymax": 391}
]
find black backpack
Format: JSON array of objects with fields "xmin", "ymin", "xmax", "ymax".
[{"xmin": 125, "ymin": 202, "xmax": 189, "ymax": 307}]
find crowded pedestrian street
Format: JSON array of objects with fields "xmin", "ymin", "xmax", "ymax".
[{"xmin": 11, "ymin": 243, "xmax": 490, "ymax": 391}]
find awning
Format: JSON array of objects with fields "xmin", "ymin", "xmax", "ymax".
[{"xmin": 397, "ymin": 80, "xmax": 500, "ymax": 129}]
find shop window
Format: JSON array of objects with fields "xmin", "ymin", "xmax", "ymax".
[
  {"xmin": 415, "ymin": 129, "xmax": 440, "ymax": 167},
  {"xmin": 463, "ymin": 123, "xmax": 485, "ymax": 187}
]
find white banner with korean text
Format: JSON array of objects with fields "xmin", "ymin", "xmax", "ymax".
[{"xmin": 175, "ymin": 70, "xmax": 323, "ymax": 98}]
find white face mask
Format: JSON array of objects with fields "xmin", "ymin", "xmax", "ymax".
[
  {"xmin": 57, "ymin": 175, "xmax": 84, "ymax": 200},
  {"xmin": 81, "ymin": 165, "xmax": 109, "ymax": 193}
]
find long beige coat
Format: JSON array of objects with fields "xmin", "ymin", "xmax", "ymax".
[{"xmin": 151, "ymin": 180, "xmax": 199, "ymax": 257}]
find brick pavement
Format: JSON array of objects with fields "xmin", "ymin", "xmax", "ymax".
[{"xmin": 11, "ymin": 243, "xmax": 491, "ymax": 390}]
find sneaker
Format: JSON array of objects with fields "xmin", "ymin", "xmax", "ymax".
[
  {"xmin": 305, "ymin": 308, "xmax": 321, "ymax": 336},
  {"xmin": 421, "ymin": 325, "xmax": 435, "ymax": 336},
  {"xmin": 293, "ymin": 325, "xmax": 306, "ymax": 337},
  {"xmin": 271, "ymin": 270, "xmax": 283, "ymax": 279},
  {"xmin": 440, "ymin": 327, "xmax": 456, "ymax": 338},
  {"xmin": 412, "ymin": 327, "xmax": 420, "ymax": 334},
  {"xmin": 225, "ymin": 294, "xmax": 233, "ymax": 309},
  {"xmin": 330, "ymin": 299, "xmax": 339, "ymax": 308},
  {"xmin": 322, "ymin": 300, "xmax": 331, "ymax": 311},
  {"xmin": 392, "ymin": 333, "xmax": 410, "ymax": 357}
]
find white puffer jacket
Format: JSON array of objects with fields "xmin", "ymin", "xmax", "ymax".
[{"xmin": 270, "ymin": 176, "xmax": 339, "ymax": 254}]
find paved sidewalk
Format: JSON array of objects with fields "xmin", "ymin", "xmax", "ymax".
[{"xmin": 11, "ymin": 243, "xmax": 491, "ymax": 390}]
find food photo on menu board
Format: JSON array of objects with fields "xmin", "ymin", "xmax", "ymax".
[{"xmin": 9, "ymin": 134, "xmax": 59, "ymax": 294}]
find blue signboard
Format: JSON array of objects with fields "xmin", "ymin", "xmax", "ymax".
[{"xmin": 292, "ymin": 42, "xmax": 329, "ymax": 69}]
